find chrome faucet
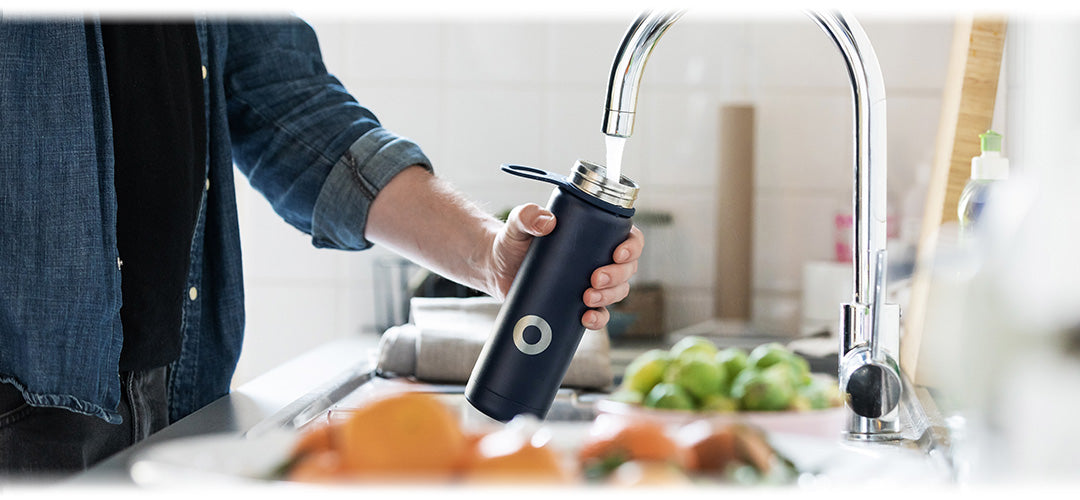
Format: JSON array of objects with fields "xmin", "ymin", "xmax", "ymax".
[{"xmin": 604, "ymin": 10, "xmax": 902, "ymax": 440}]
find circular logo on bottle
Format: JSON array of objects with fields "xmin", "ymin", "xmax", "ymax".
[{"xmin": 512, "ymin": 315, "xmax": 552, "ymax": 355}]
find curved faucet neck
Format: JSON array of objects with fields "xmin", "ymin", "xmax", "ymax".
[
  {"xmin": 808, "ymin": 11, "xmax": 889, "ymax": 310},
  {"xmin": 602, "ymin": 10, "xmax": 888, "ymax": 311}
]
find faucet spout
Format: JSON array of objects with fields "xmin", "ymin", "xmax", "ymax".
[
  {"xmin": 602, "ymin": 10, "xmax": 684, "ymax": 138},
  {"xmin": 604, "ymin": 10, "xmax": 902, "ymax": 440}
]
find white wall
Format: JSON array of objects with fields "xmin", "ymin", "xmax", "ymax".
[{"xmin": 232, "ymin": 12, "xmax": 953, "ymax": 387}]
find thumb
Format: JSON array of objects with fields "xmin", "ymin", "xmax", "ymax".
[{"xmin": 504, "ymin": 204, "xmax": 555, "ymax": 241}]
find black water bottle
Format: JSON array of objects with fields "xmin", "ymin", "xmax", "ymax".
[{"xmin": 465, "ymin": 160, "xmax": 638, "ymax": 422}]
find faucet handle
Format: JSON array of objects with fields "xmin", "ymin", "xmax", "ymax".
[{"xmin": 841, "ymin": 347, "xmax": 901, "ymax": 419}]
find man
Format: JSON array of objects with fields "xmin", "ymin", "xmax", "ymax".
[{"xmin": 0, "ymin": 17, "xmax": 643, "ymax": 474}]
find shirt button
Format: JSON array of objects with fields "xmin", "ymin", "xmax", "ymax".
[
  {"xmin": 205, "ymin": 178, "xmax": 210, "ymax": 191},
  {"xmin": 189, "ymin": 287, "xmax": 198, "ymax": 301},
  {"xmin": 201, "ymin": 65, "xmax": 207, "ymax": 80}
]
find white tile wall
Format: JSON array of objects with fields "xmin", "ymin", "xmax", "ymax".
[
  {"xmin": 752, "ymin": 192, "xmax": 843, "ymax": 292},
  {"xmin": 642, "ymin": 19, "xmax": 752, "ymax": 90},
  {"xmin": 860, "ymin": 18, "xmax": 955, "ymax": 91},
  {"xmin": 239, "ymin": 185, "xmax": 341, "ymax": 283},
  {"xmin": 542, "ymin": 87, "xmax": 610, "ymax": 170},
  {"xmin": 753, "ymin": 93, "xmax": 853, "ymax": 192},
  {"xmin": 340, "ymin": 22, "xmax": 446, "ymax": 84},
  {"xmin": 444, "ymin": 23, "xmax": 548, "ymax": 85},
  {"xmin": 442, "ymin": 87, "xmax": 547, "ymax": 183},
  {"xmin": 545, "ymin": 21, "xmax": 628, "ymax": 85},
  {"xmin": 638, "ymin": 89, "xmax": 724, "ymax": 188},
  {"xmin": 232, "ymin": 13, "xmax": 954, "ymax": 385},
  {"xmin": 232, "ymin": 284, "xmax": 341, "ymax": 387},
  {"xmin": 886, "ymin": 94, "xmax": 944, "ymax": 193},
  {"xmin": 343, "ymin": 85, "xmax": 443, "ymax": 160},
  {"xmin": 634, "ymin": 187, "xmax": 718, "ymax": 290},
  {"xmin": 750, "ymin": 16, "xmax": 849, "ymax": 91}
]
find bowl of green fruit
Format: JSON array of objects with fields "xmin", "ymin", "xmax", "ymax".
[{"xmin": 597, "ymin": 337, "xmax": 845, "ymax": 438}]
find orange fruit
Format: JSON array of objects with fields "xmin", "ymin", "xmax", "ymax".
[
  {"xmin": 291, "ymin": 422, "xmax": 335, "ymax": 458},
  {"xmin": 335, "ymin": 392, "xmax": 467, "ymax": 479},
  {"xmin": 464, "ymin": 441, "xmax": 570, "ymax": 484},
  {"xmin": 461, "ymin": 419, "xmax": 572, "ymax": 484},
  {"xmin": 685, "ymin": 426, "xmax": 737, "ymax": 473},
  {"xmin": 674, "ymin": 421, "xmax": 738, "ymax": 473},
  {"xmin": 454, "ymin": 431, "xmax": 488, "ymax": 472},
  {"xmin": 578, "ymin": 417, "xmax": 694, "ymax": 470}
]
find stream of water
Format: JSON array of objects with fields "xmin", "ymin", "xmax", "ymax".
[{"xmin": 604, "ymin": 135, "xmax": 626, "ymax": 183}]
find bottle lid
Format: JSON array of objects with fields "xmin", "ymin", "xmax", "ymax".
[
  {"xmin": 972, "ymin": 129, "xmax": 1009, "ymax": 180},
  {"xmin": 570, "ymin": 160, "xmax": 639, "ymax": 209},
  {"xmin": 980, "ymin": 130, "xmax": 1002, "ymax": 153}
]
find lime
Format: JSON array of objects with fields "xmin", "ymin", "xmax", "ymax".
[
  {"xmin": 730, "ymin": 364, "xmax": 797, "ymax": 411},
  {"xmin": 715, "ymin": 347, "xmax": 748, "ymax": 376},
  {"xmin": 643, "ymin": 383, "xmax": 695, "ymax": 411},
  {"xmin": 622, "ymin": 349, "xmax": 671, "ymax": 395},
  {"xmin": 745, "ymin": 342, "xmax": 791, "ymax": 371},
  {"xmin": 747, "ymin": 343, "xmax": 812, "ymax": 386},
  {"xmin": 788, "ymin": 355, "xmax": 812, "ymax": 385},
  {"xmin": 669, "ymin": 336, "xmax": 718, "ymax": 361},
  {"xmin": 788, "ymin": 394, "xmax": 813, "ymax": 411},
  {"xmin": 700, "ymin": 393, "xmax": 738, "ymax": 413},
  {"xmin": 610, "ymin": 388, "xmax": 645, "ymax": 406},
  {"xmin": 664, "ymin": 355, "xmax": 725, "ymax": 401},
  {"xmin": 821, "ymin": 378, "xmax": 842, "ymax": 407},
  {"xmin": 798, "ymin": 376, "xmax": 841, "ymax": 409},
  {"xmin": 714, "ymin": 348, "xmax": 748, "ymax": 394}
]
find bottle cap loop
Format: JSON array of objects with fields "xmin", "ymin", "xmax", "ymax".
[{"xmin": 501, "ymin": 161, "xmax": 638, "ymax": 217}]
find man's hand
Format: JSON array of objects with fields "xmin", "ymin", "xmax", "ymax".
[
  {"xmin": 489, "ymin": 203, "xmax": 644, "ymax": 330},
  {"xmin": 368, "ymin": 167, "xmax": 644, "ymax": 331}
]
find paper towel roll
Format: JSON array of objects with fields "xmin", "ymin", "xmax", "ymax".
[{"xmin": 801, "ymin": 261, "xmax": 853, "ymax": 336}]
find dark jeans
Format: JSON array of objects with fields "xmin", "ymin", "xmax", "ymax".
[{"xmin": 0, "ymin": 367, "xmax": 169, "ymax": 478}]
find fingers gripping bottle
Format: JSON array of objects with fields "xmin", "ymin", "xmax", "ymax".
[{"xmin": 466, "ymin": 160, "xmax": 638, "ymax": 422}]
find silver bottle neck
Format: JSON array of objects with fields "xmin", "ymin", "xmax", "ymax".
[{"xmin": 570, "ymin": 160, "xmax": 639, "ymax": 209}]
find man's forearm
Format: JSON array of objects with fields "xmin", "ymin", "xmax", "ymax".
[{"xmin": 365, "ymin": 165, "xmax": 502, "ymax": 297}]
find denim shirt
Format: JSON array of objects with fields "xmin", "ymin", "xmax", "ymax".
[{"xmin": 0, "ymin": 17, "xmax": 430, "ymax": 423}]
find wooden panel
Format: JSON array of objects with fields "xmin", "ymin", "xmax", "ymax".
[
  {"xmin": 900, "ymin": 16, "xmax": 1007, "ymax": 382},
  {"xmin": 715, "ymin": 105, "xmax": 755, "ymax": 320}
]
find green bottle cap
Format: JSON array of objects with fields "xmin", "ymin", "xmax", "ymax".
[{"xmin": 980, "ymin": 130, "xmax": 1002, "ymax": 153}]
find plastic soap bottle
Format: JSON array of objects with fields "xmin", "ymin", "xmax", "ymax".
[{"xmin": 958, "ymin": 130, "xmax": 1009, "ymax": 234}]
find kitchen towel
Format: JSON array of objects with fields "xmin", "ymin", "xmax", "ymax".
[{"xmin": 376, "ymin": 297, "xmax": 613, "ymax": 389}]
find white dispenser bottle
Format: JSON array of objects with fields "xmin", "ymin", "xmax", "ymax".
[{"xmin": 958, "ymin": 130, "xmax": 1010, "ymax": 234}]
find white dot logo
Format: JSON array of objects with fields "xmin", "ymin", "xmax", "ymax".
[{"xmin": 512, "ymin": 315, "xmax": 552, "ymax": 355}]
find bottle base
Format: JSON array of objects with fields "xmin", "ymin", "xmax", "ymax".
[{"xmin": 464, "ymin": 383, "xmax": 547, "ymax": 423}]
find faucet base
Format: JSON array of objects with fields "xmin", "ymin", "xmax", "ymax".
[
  {"xmin": 845, "ymin": 413, "xmax": 903, "ymax": 441},
  {"xmin": 844, "ymin": 431, "xmax": 904, "ymax": 442}
]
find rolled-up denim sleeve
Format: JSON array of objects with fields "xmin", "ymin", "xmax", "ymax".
[
  {"xmin": 225, "ymin": 18, "xmax": 431, "ymax": 251},
  {"xmin": 310, "ymin": 128, "xmax": 430, "ymax": 249}
]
